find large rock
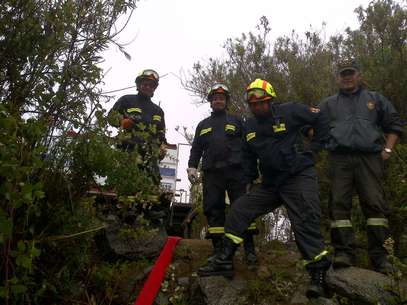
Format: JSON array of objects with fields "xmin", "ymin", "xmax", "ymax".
[
  {"xmin": 197, "ymin": 276, "xmax": 249, "ymax": 305},
  {"xmin": 103, "ymin": 214, "xmax": 167, "ymax": 259},
  {"xmin": 326, "ymin": 267, "xmax": 404, "ymax": 305},
  {"xmin": 309, "ymin": 297, "xmax": 339, "ymax": 305}
]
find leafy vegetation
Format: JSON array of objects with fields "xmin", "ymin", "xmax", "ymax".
[{"xmin": 0, "ymin": 1, "xmax": 168, "ymax": 304}]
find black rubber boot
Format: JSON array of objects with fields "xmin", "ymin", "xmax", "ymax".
[
  {"xmin": 305, "ymin": 256, "xmax": 331, "ymax": 299},
  {"xmin": 367, "ymin": 225, "xmax": 389, "ymax": 265},
  {"xmin": 367, "ymin": 226, "xmax": 400, "ymax": 276},
  {"xmin": 243, "ymin": 232, "xmax": 258, "ymax": 266},
  {"xmin": 375, "ymin": 260, "xmax": 401, "ymax": 276},
  {"xmin": 207, "ymin": 235, "xmax": 224, "ymax": 263},
  {"xmin": 197, "ymin": 237, "xmax": 239, "ymax": 278},
  {"xmin": 333, "ymin": 252, "xmax": 353, "ymax": 268},
  {"xmin": 306, "ymin": 268, "xmax": 327, "ymax": 299},
  {"xmin": 331, "ymin": 227, "xmax": 355, "ymax": 268}
]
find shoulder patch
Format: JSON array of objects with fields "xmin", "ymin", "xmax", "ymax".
[
  {"xmin": 199, "ymin": 127, "xmax": 212, "ymax": 136},
  {"xmin": 367, "ymin": 100, "xmax": 376, "ymax": 110},
  {"xmin": 153, "ymin": 114, "xmax": 162, "ymax": 122}
]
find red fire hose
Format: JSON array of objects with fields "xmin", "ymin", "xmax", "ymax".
[{"xmin": 133, "ymin": 236, "xmax": 182, "ymax": 305}]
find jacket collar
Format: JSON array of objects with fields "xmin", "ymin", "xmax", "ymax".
[
  {"xmin": 339, "ymin": 86, "xmax": 362, "ymax": 97},
  {"xmin": 211, "ymin": 109, "xmax": 227, "ymax": 117},
  {"xmin": 137, "ymin": 93, "xmax": 152, "ymax": 102}
]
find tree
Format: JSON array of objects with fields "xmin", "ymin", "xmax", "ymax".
[
  {"xmin": 183, "ymin": 16, "xmax": 275, "ymax": 115},
  {"xmin": 0, "ymin": 1, "xmax": 163, "ymax": 304},
  {"xmin": 184, "ymin": 16, "xmax": 338, "ymax": 116},
  {"xmin": 339, "ymin": 0, "xmax": 407, "ymax": 120}
]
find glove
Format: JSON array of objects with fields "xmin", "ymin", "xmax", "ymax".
[
  {"xmin": 159, "ymin": 144, "xmax": 167, "ymax": 160},
  {"xmin": 121, "ymin": 118, "xmax": 134, "ymax": 130},
  {"xmin": 187, "ymin": 168, "xmax": 198, "ymax": 183},
  {"xmin": 246, "ymin": 183, "xmax": 253, "ymax": 194}
]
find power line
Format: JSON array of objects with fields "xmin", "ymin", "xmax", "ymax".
[
  {"xmin": 100, "ymin": 73, "xmax": 169, "ymax": 95},
  {"xmin": 101, "ymin": 85, "xmax": 137, "ymax": 95}
]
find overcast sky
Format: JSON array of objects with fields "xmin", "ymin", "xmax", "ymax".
[{"xmin": 100, "ymin": 0, "xmax": 373, "ymax": 192}]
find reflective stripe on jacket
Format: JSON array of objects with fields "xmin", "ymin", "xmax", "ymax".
[{"xmin": 188, "ymin": 111, "xmax": 244, "ymax": 170}]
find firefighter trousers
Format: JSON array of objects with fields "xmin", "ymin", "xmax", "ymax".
[
  {"xmin": 224, "ymin": 167, "xmax": 328, "ymax": 265},
  {"xmin": 203, "ymin": 166, "xmax": 256, "ymax": 237}
]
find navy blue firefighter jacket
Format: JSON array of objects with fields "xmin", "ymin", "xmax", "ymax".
[{"xmin": 243, "ymin": 102, "xmax": 330, "ymax": 187}]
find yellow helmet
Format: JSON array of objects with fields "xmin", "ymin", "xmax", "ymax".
[{"xmin": 245, "ymin": 79, "xmax": 277, "ymax": 103}]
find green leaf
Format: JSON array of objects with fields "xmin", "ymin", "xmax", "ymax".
[
  {"xmin": 22, "ymin": 184, "xmax": 33, "ymax": 203},
  {"xmin": 11, "ymin": 284, "xmax": 27, "ymax": 295},
  {"xmin": 0, "ymin": 286, "xmax": 6, "ymax": 298},
  {"xmin": 0, "ymin": 213, "xmax": 12, "ymax": 241},
  {"xmin": 31, "ymin": 245, "xmax": 41, "ymax": 258},
  {"xmin": 17, "ymin": 240, "xmax": 26, "ymax": 252},
  {"xmin": 16, "ymin": 255, "xmax": 32, "ymax": 269}
]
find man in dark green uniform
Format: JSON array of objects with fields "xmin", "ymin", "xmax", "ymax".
[
  {"xmin": 108, "ymin": 69, "xmax": 167, "ymax": 185},
  {"xmin": 319, "ymin": 59, "xmax": 403, "ymax": 274},
  {"xmin": 187, "ymin": 83, "xmax": 258, "ymax": 265},
  {"xmin": 198, "ymin": 79, "xmax": 331, "ymax": 299}
]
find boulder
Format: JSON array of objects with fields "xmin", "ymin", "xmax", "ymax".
[
  {"xmin": 326, "ymin": 266, "xmax": 405, "ymax": 305},
  {"xmin": 103, "ymin": 214, "xmax": 167, "ymax": 259},
  {"xmin": 197, "ymin": 276, "xmax": 249, "ymax": 305}
]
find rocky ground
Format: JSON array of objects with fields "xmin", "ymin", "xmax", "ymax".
[
  {"xmin": 161, "ymin": 239, "xmax": 407, "ymax": 305},
  {"xmin": 100, "ymin": 221, "xmax": 407, "ymax": 305}
]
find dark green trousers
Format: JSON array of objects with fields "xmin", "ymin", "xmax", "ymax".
[{"xmin": 328, "ymin": 151, "xmax": 390, "ymax": 263}]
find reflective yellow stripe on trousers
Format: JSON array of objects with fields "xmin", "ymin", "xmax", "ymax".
[
  {"xmin": 303, "ymin": 250, "xmax": 329, "ymax": 266},
  {"xmin": 330, "ymin": 219, "xmax": 352, "ymax": 228},
  {"xmin": 225, "ymin": 233, "xmax": 244, "ymax": 244},
  {"xmin": 366, "ymin": 218, "xmax": 388, "ymax": 228},
  {"xmin": 208, "ymin": 227, "xmax": 225, "ymax": 234},
  {"xmin": 247, "ymin": 222, "xmax": 257, "ymax": 230}
]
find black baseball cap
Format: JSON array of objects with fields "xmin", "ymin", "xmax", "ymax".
[{"xmin": 337, "ymin": 59, "xmax": 360, "ymax": 74}]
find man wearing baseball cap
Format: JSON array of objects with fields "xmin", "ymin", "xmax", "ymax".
[{"xmin": 319, "ymin": 58, "xmax": 403, "ymax": 275}]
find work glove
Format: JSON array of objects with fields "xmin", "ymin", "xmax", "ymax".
[
  {"xmin": 159, "ymin": 143, "xmax": 167, "ymax": 160},
  {"xmin": 120, "ymin": 118, "xmax": 134, "ymax": 130},
  {"xmin": 187, "ymin": 167, "xmax": 198, "ymax": 184}
]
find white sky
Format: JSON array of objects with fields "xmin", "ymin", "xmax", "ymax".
[{"xmin": 100, "ymin": 0, "xmax": 373, "ymax": 193}]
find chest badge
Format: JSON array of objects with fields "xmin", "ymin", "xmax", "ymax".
[
  {"xmin": 272, "ymin": 117, "xmax": 286, "ymax": 133},
  {"xmin": 367, "ymin": 100, "xmax": 375, "ymax": 110},
  {"xmin": 309, "ymin": 106, "xmax": 320, "ymax": 113},
  {"xmin": 273, "ymin": 123, "xmax": 286, "ymax": 133}
]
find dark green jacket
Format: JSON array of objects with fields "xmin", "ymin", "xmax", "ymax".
[{"xmin": 319, "ymin": 88, "xmax": 403, "ymax": 153}]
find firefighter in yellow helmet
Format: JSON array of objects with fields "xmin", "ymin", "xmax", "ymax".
[
  {"xmin": 187, "ymin": 83, "xmax": 258, "ymax": 265},
  {"xmin": 198, "ymin": 79, "xmax": 332, "ymax": 299}
]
